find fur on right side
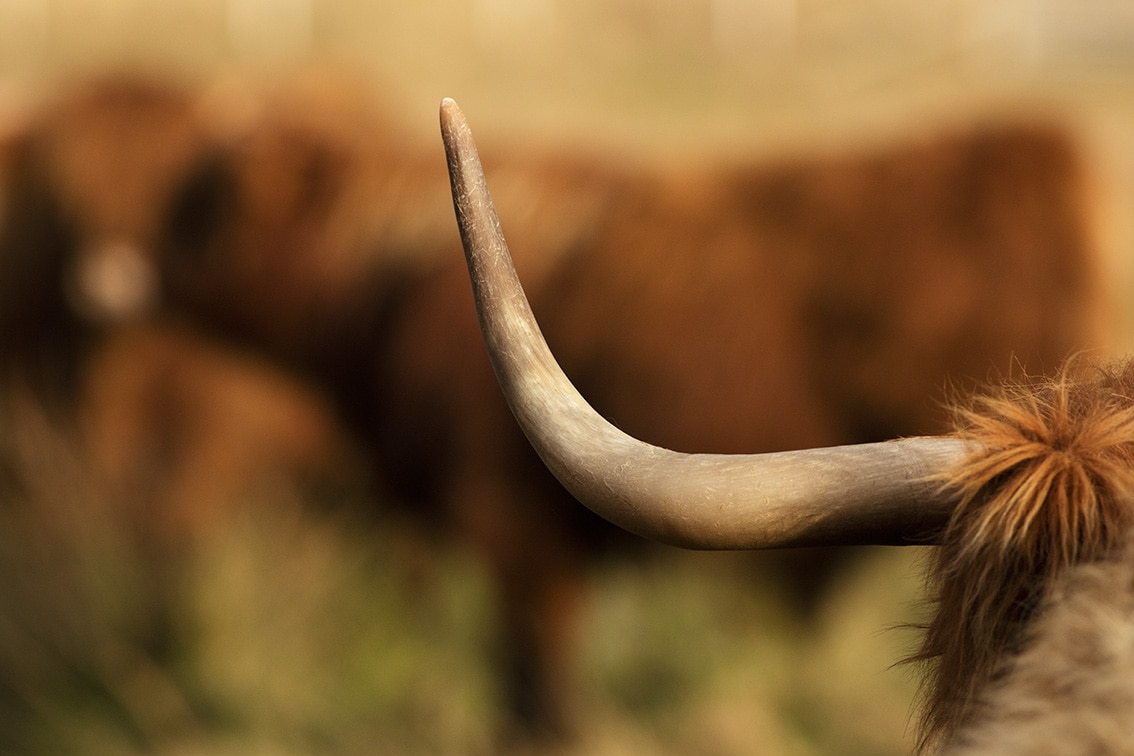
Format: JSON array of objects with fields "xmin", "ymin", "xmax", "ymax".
[
  {"xmin": 944, "ymin": 538, "xmax": 1134, "ymax": 754},
  {"xmin": 914, "ymin": 359, "xmax": 1134, "ymax": 752}
]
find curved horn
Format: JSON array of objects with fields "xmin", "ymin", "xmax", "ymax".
[{"xmin": 440, "ymin": 98, "xmax": 969, "ymax": 550}]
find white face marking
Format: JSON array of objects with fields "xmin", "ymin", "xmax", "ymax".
[{"xmin": 67, "ymin": 238, "xmax": 159, "ymax": 325}]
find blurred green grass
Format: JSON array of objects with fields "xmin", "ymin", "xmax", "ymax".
[{"xmin": 0, "ymin": 420, "xmax": 925, "ymax": 754}]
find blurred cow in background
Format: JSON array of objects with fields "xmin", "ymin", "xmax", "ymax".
[
  {"xmin": 156, "ymin": 90, "xmax": 1102, "ymax": 739},
  {"xmin": 0, "ymin": 76, "xmax": 355, "ymax": 535},
  {"xmin": 0, "ymin": 78, "xmax": 362, "ymax": 753},
  {"xmin": 0, "ymin": 77, "xmax": 197, "ymax": 398},
  {"xmin": 0, "ymin": 74, "xmax": 1106, "ymax": 744}
]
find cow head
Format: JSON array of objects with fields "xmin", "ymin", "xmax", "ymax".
[{"xmin": 0, "ymin": 76, "xmax": 220, "ymax": 403}]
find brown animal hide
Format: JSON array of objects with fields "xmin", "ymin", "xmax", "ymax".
[{"xmin": 543, "ymin": 126, "xmax": 1099, "ymax": 451}]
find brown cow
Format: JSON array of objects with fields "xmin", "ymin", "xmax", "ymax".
[
  {"xmin": 0, "ymin": 77, "xmax": 207, "ymax": 394},
  {"xmin": 155, "ymin": 89, "xmax": 1099, "ymax": 741},
  {"xmin": 441, "ymin": 97, "xmax": 1134, "ymax": 752},
  {"xmin": 0, "ymin": 75, "xmax": 1104, "ymax": 743},
  {"xmin": 0, "ymin": 79, "xmax": 360, "ymax": 702},
  {"xmin": 0, "ymin": 75, "xmax": 354, "ymax": 521}
]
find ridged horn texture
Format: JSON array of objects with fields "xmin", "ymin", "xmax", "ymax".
[{"xmin": 439, "ymin": 97, "xmax": 970, "ymax": 550}]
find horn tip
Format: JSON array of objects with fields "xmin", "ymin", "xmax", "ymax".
[{"xmin": 440, "ymin": 97, "xmax": 464, "ymax": 131}]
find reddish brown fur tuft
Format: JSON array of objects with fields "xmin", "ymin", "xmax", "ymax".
[{"xmin": 915, "ymin": 359, "xmax": 1134, "ymax": 750}]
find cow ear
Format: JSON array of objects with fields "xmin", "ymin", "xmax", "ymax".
[{"xmin": 160, "ymin": 150, "xmax": 238, "ymax": 261}]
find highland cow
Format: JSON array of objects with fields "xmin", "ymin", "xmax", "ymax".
[
  {"xmin": 441, "ymin": 97, "xmax": 1134, "ymax": 751},
  {"xmin": 0, "ymin": 77, "xmax": 208, "ymax": 393},
  {"xmin": 0, "ymin": 76, "xmax": 353, "ymax": 541},
  {"xmin": 155, "ymin": 90, "xmax": 1100, "ymax": 740},
  {"xmin": 0, "ymin": 75, "xmax": 1104, "ymax": 742}
]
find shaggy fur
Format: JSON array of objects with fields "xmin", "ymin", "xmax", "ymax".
[
  {"xmin": 944, "ymin": 540, "xmax": 1134, "ymax": 754},
  {"xmin": 916, "ymin": 360, "xmax": 1134, "ymax": 751}
]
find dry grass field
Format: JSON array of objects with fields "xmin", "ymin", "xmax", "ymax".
[{"xmin": 3, "ymin": 1, "xmax": 1134, "ymax": 753}]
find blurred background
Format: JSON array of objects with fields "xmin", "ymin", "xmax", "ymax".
[
  {"xmin": 5, "ymin": 0, "xmax": 1134, "ymax": 310},
  {"xmin": 2, "ymin": 0, "xmax": 1134, "ymax": 154},
  {"xmin": 1, "ymin": 1, "xmax": 1133, "ymax": 754}
]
